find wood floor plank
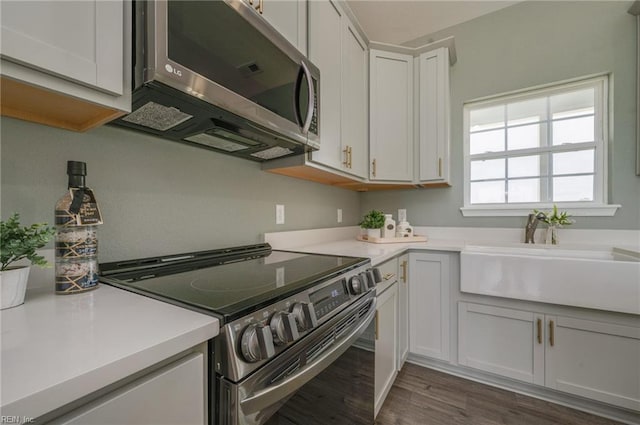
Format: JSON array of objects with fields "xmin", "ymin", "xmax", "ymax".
[{"xmin": 376, "ymin": 363, "xmax": 628, "ymax": 425}]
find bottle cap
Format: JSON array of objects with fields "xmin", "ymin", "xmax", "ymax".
[{"xmin": 67, "ymin": 161, "xmax": 87, "ymax": 176}]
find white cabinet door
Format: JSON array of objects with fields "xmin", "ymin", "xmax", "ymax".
[
  {"xmin": 458, "ymin": 302, "xmax": 545, "ymax": 385},
  {"xmin": 341, "ymin": 23, "xmax": 368, "ymax": 179},
  {"xmin": 418, "ymin": 48, "xmax": 450, "ymax": 184},
  {"xmin": 397, "ymin": 254, "xmax": 409, "ymax": 370},
  {"xmin": 260, "ymin": 0, "xmax": 307, "ymax": 55},
  {"xmin": 308, "ymin": 0, "xmax": 344, "ymax": 171},
  {"xmin": 545, "ymin": 315, "xmax": 640, "ymax": 411},
  {"xmin": 369, "ymin": 50, "xmax": 414, "ymax": 182},
  {"xmin": 408, "ymin": 252, "xmax": 450, "ymax": 361},
  {"xmin": 1, "ymin": 0, "xmax": 123, "ymax": 95},
  {"xmin": 375, "ymin": 281, "xmax": 398, "ymax": 417},
  {"xmin": 53, "ymin": 353, "xmax": 206, "ymax": 425}
]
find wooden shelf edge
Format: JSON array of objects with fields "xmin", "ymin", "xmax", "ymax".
[
  {"xmin": 265, "ymin": 162, "xmax": 451, "ymax": 192},
  {"xmin": 1, "ymin": 76, "xmax": 124, "ymax": 132}
]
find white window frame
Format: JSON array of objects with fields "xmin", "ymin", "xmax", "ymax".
[{"xmin": 461, "ymin": 74, "xmax": 620, "ymax": 217}]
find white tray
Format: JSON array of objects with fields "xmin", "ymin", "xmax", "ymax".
[{"xmin": 356, "ymin": 235, "xmax": 427, "ymax": 244}]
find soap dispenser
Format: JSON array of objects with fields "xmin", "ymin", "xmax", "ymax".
[{"xmin": 382, "ymin": 214, "xmax": 396, "ymax": 238}]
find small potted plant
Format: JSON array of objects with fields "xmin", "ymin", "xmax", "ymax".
[
  {"xmin": 359, "ymin": 210, "xmax": 385, "ymax": 239},
  {"xmin": 534, "ymin": 205, "xmax": 573, "ymax": 245},
  {"xmin": 1, "ymin": 213, "xmax": 55, "ymax": 309}
]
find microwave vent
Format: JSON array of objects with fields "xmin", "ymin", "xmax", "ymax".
[
  {"xmin": 250, "ymin": 146, "xmax": 294, "ymax": 160},
  {"xmin": 122, "ymin": 101, "xmax": 193, "ymax": 131}
]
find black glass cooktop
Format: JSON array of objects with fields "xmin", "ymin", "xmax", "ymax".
[{"xmin": 100, "ymin": 244, "xmax": 367, "ymax": 322}]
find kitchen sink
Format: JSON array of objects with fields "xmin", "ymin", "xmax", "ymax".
[{"xmin": 460, "ymin": 244, "xmax": 640, "ymax": 315}]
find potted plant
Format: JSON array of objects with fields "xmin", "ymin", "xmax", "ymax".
[
  {"xmin": 534, "ymin": 205, "xmax": 573, "ymax": 245},
  {"xmin": 359, "ymin": 210, "xmax": 385, "ymax": 239},
  {"xmin": 1, "ymin": 213, "xmax": 55, "ymax": 309}
]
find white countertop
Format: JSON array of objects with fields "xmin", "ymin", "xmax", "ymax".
[
  {"xmin": 290, "ymin": 238, "xmax": 465, "ymax": 266},
  {"xmin": 1, "ymin": 284, "xmax": 219, "ymax": 419}
]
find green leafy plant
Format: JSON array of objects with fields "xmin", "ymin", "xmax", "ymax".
[
  {"xmin": 1, "ymin": 213, "xmax": 55, "ymax": 271},
  {"xmin": 533, "ymin": 205, "xmax": 574, "ymax": 227},
  {"xmin": 359, "ymin": 210, "xmax": 385, "ymax": 229}
]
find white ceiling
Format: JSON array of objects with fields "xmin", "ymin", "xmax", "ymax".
[{"xmin": 346, "ymin": 0, "xmax": 520, "ymax": 45}]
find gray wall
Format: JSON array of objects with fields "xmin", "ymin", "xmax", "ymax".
[
  {"xmin": 362, "ymin": 1, "xmax": 640, "ymax": 229},
  {"xmin": 1, "ymin": 117, "xmax": 360, "ymax": 262}
]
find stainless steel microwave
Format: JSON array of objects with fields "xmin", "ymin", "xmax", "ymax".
[{"xmin": 113, "ymin": 0, "xmax": 320, "ymax": 162}]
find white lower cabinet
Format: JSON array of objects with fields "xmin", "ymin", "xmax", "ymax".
[
  {"xmin": 459, "ymin": 301, "xmax": 640, "ymax": 411},
  {"xmin": 545, "ymin": 315, "xmax": 640, "ymax": 411},
  {"xmin": 408, "ymin": 252, "xmax": 450, "ymax": 361},
  {"xmin": 375, "ymin": 280, "xmax": 398, "ymax": 417},
  {"xmin": 397, "ymin": 254, "xmax": 409, "ymax": 370},
  {"xmin": 51, "ymin": 353, "xmax": 206, "ymax": 425},
  {"xmin": 458, "ymin": 303, "xmax": 544, "ymax": 385}
]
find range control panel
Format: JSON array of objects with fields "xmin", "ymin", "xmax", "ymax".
[{"xmin": 216, "ymin": 262, "xmax": 381, "ymax": 382}]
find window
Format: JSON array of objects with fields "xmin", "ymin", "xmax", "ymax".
[{"xmin": 462, "ymin": 75, "xmax": 619, "ymax": 217}]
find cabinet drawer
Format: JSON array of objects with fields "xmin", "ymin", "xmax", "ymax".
[{"xmin": 376, "ymin": 257, "xmax": 398, "ymax": 294}]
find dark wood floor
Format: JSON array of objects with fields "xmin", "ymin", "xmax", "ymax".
[{"xmin": 376, "ymin": 363, "xmax": 626, "ymax": 425}]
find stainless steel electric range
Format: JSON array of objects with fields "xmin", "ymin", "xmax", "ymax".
[{"xmin": 100, "ymin": 243, "xmax": 380, "ymax": 425}]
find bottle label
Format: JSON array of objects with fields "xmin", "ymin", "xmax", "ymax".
[
  {"xmin": 55, "ymin": 188, "xmax": 103, "ymax": 226},
  {"xmin": 55, "ymin": 273, "xmax": 99, "ymax": 293},
  {"xmin": 55, "ymin": 260, "xmax": 99, "ymax": 293},
  {"xmin": 55, "ymin": 228, "xmax": 98, "ymax": 258}
]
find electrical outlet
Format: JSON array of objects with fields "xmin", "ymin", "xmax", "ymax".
[
  {"xmin": 276, "ymin": 204, "xmax": 285, "ymax": 224},
  {"xmin": 398, "ymin": 209, "xmax": 407, "ymax": 222},
  {"xmin": 337, "ymin": 209, "xmax": 343, "ymax": 223}
]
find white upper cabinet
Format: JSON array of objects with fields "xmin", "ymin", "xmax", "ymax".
[
  {"xmin": 369, "ymin": 50, "xmax": 414, "ymax": 182},
  {"xmin": 1, "ymin": 1, "xmax": 123, "ymax": 95},
  {"xmin": 308, "ymin": 0, "xmax": 343, "ymax": 171},
  {"xmin": 0, "ymin": 0, "xmax": 130, "ymax": 131},
  {"xmin": 418, "ymin": 47, "xmax": 451, "ymax": 184},
  {"xmin": 308, "ymin": 0, "xmax": 368, "ymax": 179},
  {"xmin": 253, "ymin": 0, "xmax": 307, "ymax": 55},
  {"xmin": 341, "ymin": 24, "xmax": 368, "ymax": 178}
]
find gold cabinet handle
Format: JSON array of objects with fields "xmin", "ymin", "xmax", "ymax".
[
  {"xmin": 342, "ymin": 146, "xmax": 350, "ymax": 167},
  {"xmin": 537, "ymin": 318, "xmax": 542, "ymax": 344},
  {"xmin": 348, "ymin": 146, "xmax": 352, "ymax": 168},
  {"xmin": 438, "ymin": 157, "xmax": 443, "ymax": 177},
  {"xmin": 255, "ymin": 0, "xmax": 263, "ymax": 14},
  {"xmin": 375, "ymin": 311, "xmax": 379, "ymax": 340},
  {"xmin": 383, "ymin": 273, "xmax": 395, "ymax": 281},
  {"xmin": 372, "ymin": 159, "xmax": 376, "ymax": 177},
  {"xmin": 549, "ymin": 320, "xmax": 555, "ymax": 347},
  {"xmin": 401, "ymin": 260, "xmax": 407, "ymax": 283}
]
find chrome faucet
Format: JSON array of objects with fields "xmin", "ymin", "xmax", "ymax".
[{"xmin": 524, "ymin": 213, "xmax": 546, "ymax": 243}]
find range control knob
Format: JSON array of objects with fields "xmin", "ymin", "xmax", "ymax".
[
  {"xmin": 348, "ymin": 275, "xmax": 364, "ymax": 295},
  {"xmin": 291, "ymin": 302, "xmax": 318, "ymax": 331},
  {"xmin": 240, "ymin": 323, "xmax": 275, "ymax": 363},
  {"xmin": 371, "ymin": 268, "xmax": 383, "ymax": 284},
  {"xmin": 359, "ymin": 271, "xmax": 374, "ymax": 291},
  {"xmin": 270, "ymin": 311, "xmax": 300, "ymax": 345}
]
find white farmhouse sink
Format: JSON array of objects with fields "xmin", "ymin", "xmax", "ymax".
[{"xmin": 460, "ymin": 244, "xmax": 640, "ymax": 315}]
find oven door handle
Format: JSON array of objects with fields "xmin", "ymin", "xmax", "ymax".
[{"xmin": 240, "ymin": 297, "xmax": 377, "ymax": 414}]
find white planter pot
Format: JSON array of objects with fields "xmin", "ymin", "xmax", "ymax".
[
  {"xmin": 0, "ymin": 266, "xmax": 30, "ymax": 310},
  {"xmin": 366, "ymin": 228, "xmax": 381, "ymax": 239}
]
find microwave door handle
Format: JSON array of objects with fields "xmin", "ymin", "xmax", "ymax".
[
  {"xmin": 293, "ymin": 66, "xmax": 305, "ymax": 127},
  {"xmin": 300, "ymin": 61, "xmax": 315, "ymax": 134},
  {"xmin": 239, "ymin": 297, "xmax": 376, "ymax": 414}
]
